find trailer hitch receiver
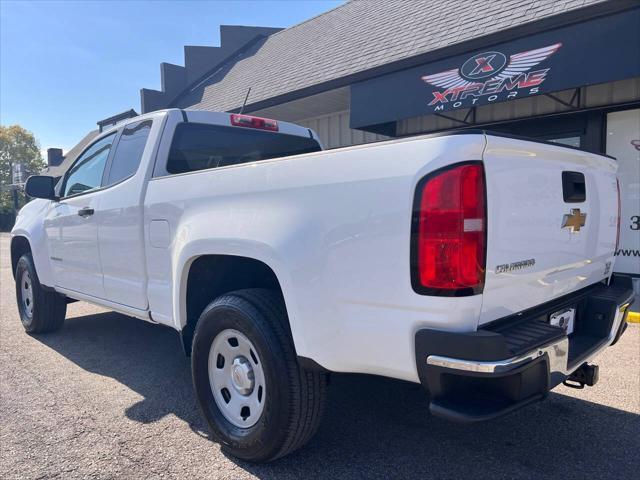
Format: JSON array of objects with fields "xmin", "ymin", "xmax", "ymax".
[{"xmin": 563, "ymin": 363, "xmax": 599, "ymax": 389}]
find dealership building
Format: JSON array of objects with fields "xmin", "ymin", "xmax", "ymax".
[{"xmin": 55, "ymin": 1, "xmax": 640, "ymax": 285}]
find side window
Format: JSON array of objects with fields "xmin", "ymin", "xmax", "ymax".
[
  {"xmin": 63, "ymin": 133, "xmax": 116, "ymax": 197},
  {"xmin": 106, "ymin": 120, "xmax": 152, "ymax": 186}
]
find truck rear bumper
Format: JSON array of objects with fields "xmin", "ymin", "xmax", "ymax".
[{"xmin": 415, "ymin": 281, "xmax": 634, "ymax": 423}]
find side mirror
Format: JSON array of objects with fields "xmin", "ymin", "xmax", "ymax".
[{"xmin": 24, "ymin": 175, "xmax": 57, "ymax": 200}]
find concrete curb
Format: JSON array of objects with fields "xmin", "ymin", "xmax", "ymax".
[{"xmin": 628, "ymin": 311, "xmax": 640, "ymax": 324}]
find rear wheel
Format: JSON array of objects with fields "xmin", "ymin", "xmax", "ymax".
[
  {"xmin": 192, "ymin": 289, "xmax": 327, "ymax": 463},
  {"xmin": 208, "ymin": 328, "xmax": 266, "ymax": 428},
  {"xmin": 15, "ymin": 253, "xmax": 66, "ymax": 333}
]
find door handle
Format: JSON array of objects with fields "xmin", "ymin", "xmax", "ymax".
[{"xmin": 78, "ymin": 207, "xmax": 94, "ymax": 217}]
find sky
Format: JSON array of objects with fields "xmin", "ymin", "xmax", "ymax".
[{"xmin": 0, "ymin": 0, "xmax": 343, "ymax": 156}]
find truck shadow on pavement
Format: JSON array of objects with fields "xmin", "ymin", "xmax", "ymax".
[{"xmin": 36, "ymin": 310, "xmax": 639, "ymax": 480}]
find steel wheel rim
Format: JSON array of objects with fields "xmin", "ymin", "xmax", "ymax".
[
  {"xmin": 208, "ymin": 328, "xmax": 266, "ymax": 428},
  {"xmin": 20, "ymin": 270, "xmax": 34, "ymax": 319}
]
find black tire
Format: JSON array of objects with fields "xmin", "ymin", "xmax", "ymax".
[
  {"xmin": 15, "ymin": 253, "xmax": 66, "ymax": 334},
  {"xmin": 192, "ymin": 288, "xmax": 327, "ymax": 463}
]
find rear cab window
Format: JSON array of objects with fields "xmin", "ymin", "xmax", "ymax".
[{"xmin": 165, "ymin": 123, "xmax": 321, "ymax": 175}]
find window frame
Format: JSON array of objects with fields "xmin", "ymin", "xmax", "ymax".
[
  {"xmin": 102, "ymin": 119, "xmax": 153, "ymax": 189},
  {"xmin": 58, "ymin": 118, "xmax": 154, "ymax": 200},
  {"xmin": 59, "ymin": 131, "xmax": 119, "ymax": 200}
]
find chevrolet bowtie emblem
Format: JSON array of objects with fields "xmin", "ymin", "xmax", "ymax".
[{"xmin": 562, "ymin": 208, "xmax": 586, "ymax": 233}]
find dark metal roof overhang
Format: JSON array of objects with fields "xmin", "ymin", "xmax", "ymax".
[{"xmin": 349, "ymin": 7, "xmax": 640, "ymax": 134}]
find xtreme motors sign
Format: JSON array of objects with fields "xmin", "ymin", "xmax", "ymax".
[
  {"xmin": 350, "ymin": 9, "xmax": 640, "ymax": 131},
  {"xmin": 421, "ymin": 43, "xmax": 561, "ymax": 112}
]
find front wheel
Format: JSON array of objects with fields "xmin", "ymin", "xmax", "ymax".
[
  {"xmin": 191, "ymin": 289, "xmax": 327, "ymax": 463},
  {"xmin": 15, "ymin": 253, "xmax": 66, "ymax": 334}
]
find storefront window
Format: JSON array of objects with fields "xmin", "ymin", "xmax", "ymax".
[
  {"xmin": 547, "ymin": 136, "xmax": 581, "ymax": 148},
  {"xmin": 606, "ymin": 108, "xmax": 640, "ymax": 276}
]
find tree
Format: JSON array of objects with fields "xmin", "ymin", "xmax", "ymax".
[{"xmin": 0, "ymin": 125, "xmax": 46, "ymax": 215}]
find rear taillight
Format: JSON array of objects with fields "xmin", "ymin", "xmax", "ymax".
[
  {"xmin": 230, "ymin": 114, "xmax": 278, "ymax": 131},
  {"xmin": 615, "ymin": 178, "xmax": 621, "ymax": 252},
  {"xmin": 411, "ymin": 162, "xmax": 486, "ymax": 296}
]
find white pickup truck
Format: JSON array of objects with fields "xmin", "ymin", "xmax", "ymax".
[{"xmin": 11, "ymin": 109, "xmax": 634, "ymax": 462}]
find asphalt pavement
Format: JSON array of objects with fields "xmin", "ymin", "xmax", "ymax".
[{"xmin": 1, "ymin": 233, "xmax": 638, "ymax": 479}]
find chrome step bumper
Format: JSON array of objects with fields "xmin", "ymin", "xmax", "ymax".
[{"xmin": 415, "ymin": 282, "xmax": 634, "ymax": 422}]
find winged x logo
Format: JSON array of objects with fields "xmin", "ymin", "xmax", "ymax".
[{"xmin": 421, "ymin": 43, "xmax": 562, "ymax": 111}]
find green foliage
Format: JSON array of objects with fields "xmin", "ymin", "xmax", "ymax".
[{"xmin": 0, "ymin": 125, "xmax": 46, "ymax": 213}]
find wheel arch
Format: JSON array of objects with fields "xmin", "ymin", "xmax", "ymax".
[
  {"xmin": 10, "ymin": 235, "xmax": 32, "ymax": 279},
  {"xmin": 178, "ymin": 253, "xmax": 296, "ymax": 357}
]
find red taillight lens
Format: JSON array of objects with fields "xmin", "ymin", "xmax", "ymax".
[
  {"xmin": 615, "ymin": 178, "xmax": 621, "ymax": 252},
  {"xmin": 412, "ymin": 162, "xmax": 486, "ymax": 295},
  {"xmin": 230, "ymin": 114, "xmax": 278, "ymax": 131}
]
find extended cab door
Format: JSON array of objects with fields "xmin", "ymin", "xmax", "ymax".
[
  {"xmin": 96, "ymin": 119, "xmax": 153, "ymax": 310},
  {"xmin": 45, "ymin": 133, "xmax": 116, "ymax": 298}
]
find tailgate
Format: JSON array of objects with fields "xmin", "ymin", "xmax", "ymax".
[{"xmin": 479, "ymin": 135, "xmax": 619, "ymax": 325}]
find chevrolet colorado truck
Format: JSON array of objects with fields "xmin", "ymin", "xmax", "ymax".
[{"xmin": 11, "ymin": 109, "xmax": 634, "ymax": 462}]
